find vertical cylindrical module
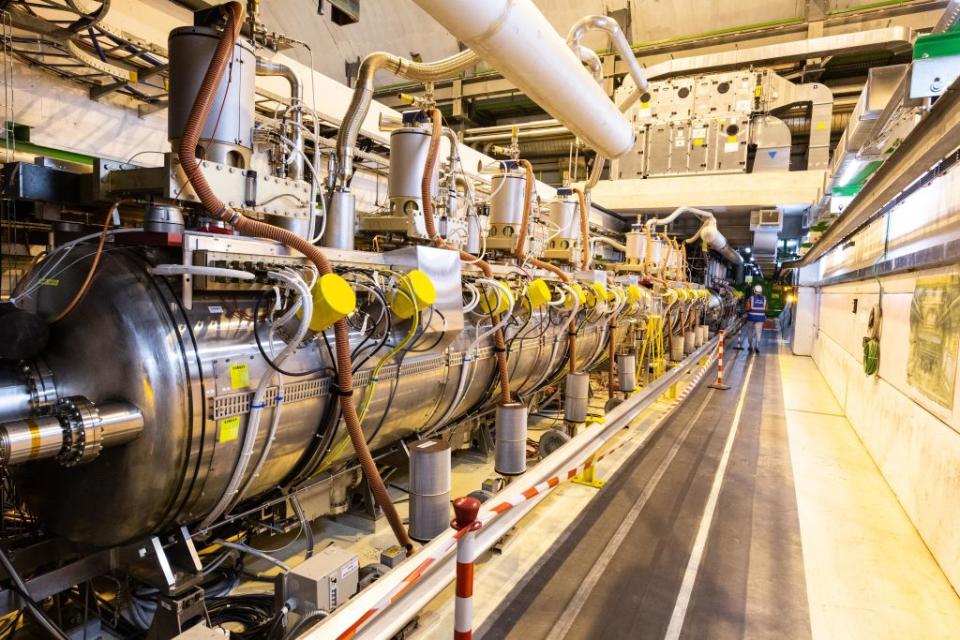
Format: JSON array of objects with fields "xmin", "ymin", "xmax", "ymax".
[
  {"xmin": 388, "ymin": 127, "xmax": 440, "ymax": 221},
  {"xmin": 684, "ymin": 330, "xmax": 696, "ymax": 354},
  {"xmin": 616, "ymin": 353, "xmax": 637, "ymax": 392},
  {"xmin": 696, "ymin": 325, "xmax": 707, "ymax": 347},
  {"xmin": 625, "ymin": 230, "xmax": 646, "ymax": 264},
  {"xmin": 494, "ymin": 403, "xmax": 528, "ymax": 476},
  {"xmin": 487, "ymin": 166, "xmax": 528, "ymax": 252},
  {"xmin": 670, "ymin": 335, "xmax": 685, "ymax": 362},
  {"xmin": 408, "ymin": 439, "xmax": 452, "ymax": 542},
  {"xmin": 322, "ymin": 190, "xmax": 356, "ymax": 250},
  {"xmin": 564, "ymin": 372, "xmax": 590, "ymax": 423},
  {"xmin": 544, "ymin": 189, "xmax": 579, "ymax": 262},
  {"xmin": 168, "ymin": 26, "xmax": 256, "ymax": 168}
]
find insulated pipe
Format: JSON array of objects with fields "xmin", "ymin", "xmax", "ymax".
[
  {"xmin": 567, "ymin": 15, "xmax": 649, "ymax": 112},
  {"xmin": 175, "ymin": 2, "xmax": 412, "ymax": 551},
  {"xmin": 575, "ymin": 45, "xmax": 603, "ymax": 82},
  {"xmin": 335, "ymin": 49, "xmax": 478, "ymax": 186},
  {"xmin": 646, "ymin": 207, "xmax": 743, "ymax": 267},
  {"xmin": 411, "ymin": 0, "xmax": 634, "ymax": 158},
  {"xmin": 591, "ymin": 236, "xmax": 627, "ymax": 253},
  {"xmin": 256, "ymin": 59, "xmax": 303, "ymax": 181}
]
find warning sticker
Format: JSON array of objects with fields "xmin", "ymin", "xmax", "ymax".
[
  {"xmin": 40, "ymin": 279, "xmax": 59, "ymax": 286},
  {"xmin": 229, "ymin": 363, "xmax": 250, "ymax": 389},
  {"xmin": 218, "ymin": 416, "xmax": 241, "ymax": 443}
]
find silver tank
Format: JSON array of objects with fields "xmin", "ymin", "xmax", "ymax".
[
  {"xmin": 388, "ymin": 127, "xmax": 439, "ymax": 218},
  {"xmin": 548, "ymin": 197, "xmax": 578, "ymax": 241},
  {"xmin": 10, "ymin": 244, "xmax": 612, "ymax": 546},
  {"xmin": 489, "ymin": 172, "xmax": 527, "ymax": 226},
  {"xmin": 168, "ymin": 26, "xmax": 256, "ymax": 168}
]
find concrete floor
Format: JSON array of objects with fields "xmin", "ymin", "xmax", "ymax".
[{"xmin": 415, "ymin": 330, "xmax": 960, "ymax": 640}]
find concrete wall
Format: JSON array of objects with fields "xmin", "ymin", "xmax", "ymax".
[{"xmin": 807, "ymin": 162, "xmax": 960, "ymax": 595}]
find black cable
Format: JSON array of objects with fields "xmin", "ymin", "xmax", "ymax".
[
  {"xmin": 282, "ymin": 608, "xmax": 328, "ymax": 639},
  {"xmin": 253, "ymin": 289, "xmax": 336, "ymax": 378},
  {"xmin": 206, "ymin": 594, "xmax": 277, "ymax": 640}
]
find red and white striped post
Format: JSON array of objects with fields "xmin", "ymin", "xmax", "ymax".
[
  {"xmin": 709, "ymin": 329, "xmax": 731, "ymax": 391},
  {"xmin": 452, "ymin": 496, "xmax": 482, "ymax": 640}
]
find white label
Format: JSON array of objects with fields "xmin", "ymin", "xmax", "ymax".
[
  {"xmin": 638, "ymin": 107, "xmax": 652, "ymax": 118},
  {"xmin": 342, "ymin": 556, "xmax": 360, "ymax": 578},
  {"xmin": 675, "ymin": 139, "xmax": 686, "ymax": 147},
  {"xmin": 691, "ymin": 127, "xmax": 707, "ymax": 138},
  {"xmin": 724, "ymin": 141, "xmax": 739, "ymax": 153},
  {"xmin": 736, "ymin": 100, "xmax": 751, "ymax": 112},
  {"xmin": 208, "ymin": 305, "xmax": 224, "ymax": 314}
]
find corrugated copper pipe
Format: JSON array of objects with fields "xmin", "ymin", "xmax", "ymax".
[
  {"xmin": 421, "ymin": 108, "xmax": 512, "ymax": 405},
  {"xmin": 176, "ymin": 1, "xmax": 412, "ymax": 551}
]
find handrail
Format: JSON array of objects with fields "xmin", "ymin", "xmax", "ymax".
[{"xmin": 311, "ymin": 328, "xmax": 730, "ymax": 639}]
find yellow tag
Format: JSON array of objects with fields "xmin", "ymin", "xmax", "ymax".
[
  {"xmin": 640, "ymin": 101, "xmax": 649, "ymax": 108},
  {"xmin": 727, "ymin": 135, "xmax": 737, "ymax": 143},
  {"xmin": 229, "ymin": 363, "xmax": 250, "ymax": 389},
  {"xmin": 218, "ymin": 416, "xmax": 240, "ymax": 443},
  {"xmin": 40, "ymin": 278, "xmax": 59, "ymax": 286},
  {"xmin": 693, "ymin": 138, "xmax": 704, "ymax": 146},
  {"xmin": 817, "ymin": 122, "xmax": 827, "ymax": 130},
  {"xmin": 754, "ymin": 86, "xmax": 762, "ymax": 97}
]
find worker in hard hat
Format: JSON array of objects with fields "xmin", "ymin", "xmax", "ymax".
[{"xmin": 743, "ymin": 284, "xmax": 767, "ymax": 353}]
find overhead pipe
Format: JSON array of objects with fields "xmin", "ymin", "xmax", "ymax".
[
  {"xmin": 410, "ymin": 0, "xmax": 635, "ymax": 158},
  {"xmin": 256, "ymin": 59, "xmax": 304, "ymax": 181},
  {"xmin": 567, "ymin": 15, "xmax": 649, "ymax": 111}
]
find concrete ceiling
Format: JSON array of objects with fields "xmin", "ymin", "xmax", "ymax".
[{"xmin": 263, "ymin": 0, "xmax": 808, "ymax": 86}]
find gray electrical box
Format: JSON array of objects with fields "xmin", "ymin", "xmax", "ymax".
[{"xmin": 286, "ymin": 545, "xmax": 360, "ymax": 614}]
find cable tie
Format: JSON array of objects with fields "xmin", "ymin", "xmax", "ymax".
[{"xmin": 251, "ymin": 402, "xmax": 267, "ymax": 409}]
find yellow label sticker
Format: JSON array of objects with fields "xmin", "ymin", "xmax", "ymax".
[
  {"xmin": 727, "ymin": 135, "xmax": 737, "ymax": 143},
  {"xmin": 40, "ymin": 278, "xmax": 59, "ymax": 286},
  {"xmin": 817, "ymin": 121, "xmax": 827, "ymax": 130},
  {"xmin": 229, "ymin": 363, "xmax": 250, "ymax": 389},
  {"xmin": 218, "ymin": 416, "xmax": 240, "ymax": 443},
  {"xmin": 754, "ymin": 86, "xmax": 762, "ymax": 97},
  {"xmin": 693, "ymin": 138, "xmax": 704, "ymax": 146},
  {"xmin": 640, "ymin": 102, "xmax": 649, "ymax": 108}
]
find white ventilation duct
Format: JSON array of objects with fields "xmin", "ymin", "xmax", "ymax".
[{"xmin": 411, "ymin": 0, "xmax": 635, "ymax": 158}]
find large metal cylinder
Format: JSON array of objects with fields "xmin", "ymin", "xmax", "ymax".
[
  {"xmin": 168, "ymin": 26, "xmax": 256, "ymax": 168},
  {"xmin": 408, "ymin": 439, "xmax": 451, "ymax": 541},
  {"xmin": 564, "ymin": 372, "xmax": 590, "ymax": 423},
  {"xmin": 616, "ymin": 353, "xmax": 637, "ymax": 392},
  {"xmin": 323, "ymin": 190, "xmax": 356, "ymax": 250},
  {"xmin": 684, "ymin": 330, "xmax": 696, "ymax": 355},
  {"xmin": 388, "ymin": 128, "xmax": 440, "ymax": 220},
  {"xmin": 489, "ymin": 173, "xmax": 527, "ymax": 226},
  {"xmin": 670, "ymin": 335, "xmax": 685, "ymax": 362},
  {"xmin": 625, "ymin": 231, "xmax": 646, "ymax": 264},
  {"xmin": 547, "ymin": 198, "xmax": 578, "ymax": 240},
  {"xmin": 495, "ymin": 403, "xmax": 528, "ymax": 476}
]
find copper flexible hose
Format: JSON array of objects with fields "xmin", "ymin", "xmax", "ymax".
[
  {"xmin": 176, "ymin": 2, "xmax": 412, "ymax": 551},
  {"xmin": 573, "ymin": 188, "xmax": 590, "ymax": 271},
  {"xmin": 51, "ymin": 203, "xmax": 115, "ymax": 323},
  {"xmin": 420, "ymin": 109, "xmax": 512, "ymax": 405},
  {"xmin": 504, "ymin": 156, "xmax": 581, "ymax": 374}
]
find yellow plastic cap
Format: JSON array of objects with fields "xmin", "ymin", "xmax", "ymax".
[
  {"xmin": 309, "ymin": 273, "xmax": 357, "ymax": 332},
  {"xmin": 605, "ymin": 285, "xmax": 619, "ymax": 303},
  {"xmin": 626, "ymin": 284, "xmax": 642, "ymax": 304},
  {"xmin": 564, "ymin": 283, "xmax": 586, "ymax": 310},
  {"xmin": 479, "ymin": 281, "xmax": 515, "ymax": 316},
  {"xmin": 586, "ymin": 282, "xmax": 608, "ymax": 307},
  {"xmin": 391, "ymin": 269, "xmax": 437, "ymax": 319},
  {"xmin": 526, "ymin": 278, "xmax": 552, "ymax": 310}
]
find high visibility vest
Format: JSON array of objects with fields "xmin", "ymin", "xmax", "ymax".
[{"xmin": 746, "ymin": 295, "xmax": 767, "ymax": 322}]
